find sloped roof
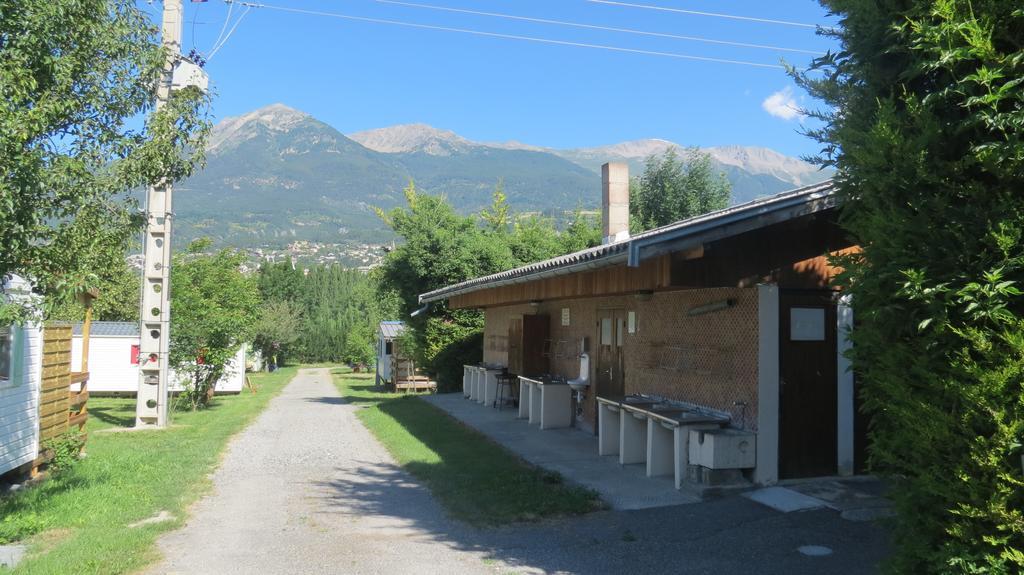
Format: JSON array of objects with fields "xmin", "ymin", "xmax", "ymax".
[
  {"xmin": 378, "ymin": 321, "xmax": 405, "ymax": 339},
  {"xmin": 72, "ymin": 322, "xmax": 140, "ymax": 338},
  {"xmin": 419, "ymin": 180, "xmax": 838, "ymax": 304}
]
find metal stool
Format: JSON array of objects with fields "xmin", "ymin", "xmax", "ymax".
[{"xmin": 494, "ymin": 372, "xmax": 518, "ymax": 410}]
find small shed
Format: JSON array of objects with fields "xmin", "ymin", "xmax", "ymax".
[
  {"xmin": 376, "ymin": 321, "xmax": 405, "ymax": 386},
  {"xmin": 0, "ymin": 275, "xmax": 43, "ymax": 477},
  {"xmin": 70, "ymin": 322, "xmax": 247, "ymax": 395}
]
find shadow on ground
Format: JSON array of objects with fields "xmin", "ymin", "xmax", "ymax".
[{"xmin": 312, "ymin": 375, "xmax": 890, "ymax": 575}]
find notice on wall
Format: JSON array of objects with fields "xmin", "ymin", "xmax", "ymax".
[
  {"xmin": 561, "ymin": 307, "xmax": 570, "ymax": 326},
  {"xmin": 790, "ymin": 307, "xmax": 826, "ymax": 341},
  {"xmin": 628, "ymin": 311, "xmax": 636, "ymax": 334}
]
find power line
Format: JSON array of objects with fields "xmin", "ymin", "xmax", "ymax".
[
  {"xmin": 211, "ymin": 0, "xmax": 235, "ymax": 52},
  {"xmin": 372, "ymin": 0, "xmax": 823, "ymax": 55},
  {"xmin": 226, "ymin": 0, "xmax": 787, "ymax": 69},
  {"xmin": 586, "ymin": 1, "xmax": 829, "ymax": 30},
  {"xmin": 209, "ymin": 3, "xmax": 252, "ymax": 60}
]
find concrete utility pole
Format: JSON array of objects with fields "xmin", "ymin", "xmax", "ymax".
[{"xmin": 135, "ymin": 0, "xmax": 183, "ymax": 427}]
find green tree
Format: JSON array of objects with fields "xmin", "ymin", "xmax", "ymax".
[
  {"xmin": 341, "ymin": 320, "xmax": 375, "ymax": 368},
  {"xmin": 629, "ymin": 148, "xmax": 731, "ymax": 232},
  {"xmin": 256, "ymin": 259, "xmax": 304, "ymax": 303},
  {"xmin": 796, "ymin": 2, "xmax": 1024, "ymax": 571},
  {"xmin": 507, "ymin": 216, "xmax": 564, "ymax": 266},
  {"xmin": 170, "ymin": 240, "xmax": 259, "ymax": 410},
  {"xmin": 252, "ymin": 300, "xmax": 303, "ymax": 369},
  {"xmin": 0, "ymin": 0, "xmax": 208, "ymax": 322},
  {"xmin": 377, "ymin": 181, "xmax": 514, "ymax": 388},
  {"xmin": 479, "ymin": 180, "xmax": 511, "ymax": 234},
  {"xmin": 47, "ymin": 242, "xmax": 140, "ymax": 323},
  {"xmin": 560, "ymin": 207, "xmax": 603, "ymax": 254}
]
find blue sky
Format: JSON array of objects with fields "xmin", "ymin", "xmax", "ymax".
[{"xmin": 148, "ymin": 1, "xmax": 840, "ymax": 158}]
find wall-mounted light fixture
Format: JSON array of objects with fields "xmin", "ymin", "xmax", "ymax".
[
  {"xmin": 687, "ymin": 298, "xmax": 737, "ymax": 317},
  {"xmin": 529, "ymin": 300, "xmax": 542, "ymax": 308},
  {"xmin": 633, "ymin": 290, "xmax": 654, "ymax": 302}
]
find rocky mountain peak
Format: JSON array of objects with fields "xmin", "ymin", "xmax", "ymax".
[
  {"xmin": 704, "ymin": 145, "xmax": 822, "ymax": 186},
  {"xmin": 349, "ymin": 123, "xmax": 473, "ymax": 156},
  {"xmin": 207, "ymin": 103, "xmax": 315, "ymax": 153}
]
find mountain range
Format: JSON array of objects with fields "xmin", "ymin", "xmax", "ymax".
[{"xmin": 173, "ymin": 103, "xmax": 831, "ymax": 248}]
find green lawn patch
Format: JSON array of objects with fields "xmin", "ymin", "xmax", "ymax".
[
  {"xmin": 332, "ymin": 368, "xmax": 603, "ymax": 525},
  {"xmin": 0, "ymin": 366, "xmax": 299, "ymax": 575}
]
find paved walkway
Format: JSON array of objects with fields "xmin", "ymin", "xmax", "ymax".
[
  {"xmin": 147, "ymin": 368, "xmax": 889, "ymax": 575},
  {"xmin": 423, "ymin": 392, "xmax": 703, "ymax": 510}
]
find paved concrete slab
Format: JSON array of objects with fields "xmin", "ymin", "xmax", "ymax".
[
  {"xmin": 423, "ymin": 392, "xmax": 702, "ymax": 510},
  {"xmin": 743, "ymin": 486, "xmax": 829, "ymax": 512},
  {"xmin": 0, "ymin": 545, "xmax": 26, "ymax": 569}
]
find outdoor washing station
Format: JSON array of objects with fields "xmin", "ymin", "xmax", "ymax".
[
  {"xmin": 596, "ymin": 395, "xmax": 754, "ymax": 489},
  {"xmin": 462, "ymin": 364, "xmax": 756, "ymax": 491},
  {"xmin": 461, "ymin": 365, "xmax": 577, "ymax": 429}
]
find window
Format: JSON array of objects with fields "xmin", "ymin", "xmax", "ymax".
[
  {"xmin": 790, "ymin": 307, "xmax": 826, "ymax": 341},
  {"xmin": 0, "ymin": 326, "xmax": 11, "ymax": 381},
  {"xmin": 385, "ymin": 341, "xmax": 393, "ymax": 356},
  {"xmin": 600, "ymin": 318, "xmax": 612, "ymax": 346}
]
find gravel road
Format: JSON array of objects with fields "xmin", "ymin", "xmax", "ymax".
[
  {"xmin": 146, "ymin": 368, "xmax": 888, "ymax": 575},
  {"xmin": 146, "ymin": 368, "xmax": 496, "ymax": 575}
]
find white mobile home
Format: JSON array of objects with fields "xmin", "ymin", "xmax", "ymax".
[
  {"xmin": 70, "ymin": 322, "xmax": 247, "ymax": 395},
  {"xmin": 0, "ymin": 275, "xmax": 42, "ymax": 477}
]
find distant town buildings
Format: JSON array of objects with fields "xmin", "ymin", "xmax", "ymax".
[{"xmin": 128, "ymin": 241, "xmax": 387, "ymax": 275}]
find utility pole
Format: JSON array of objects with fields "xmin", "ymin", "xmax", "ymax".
[{"xmin": 135, "ymin": 0, "xmax": 183, "ymax": 427}]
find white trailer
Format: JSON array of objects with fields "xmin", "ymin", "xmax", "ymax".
[
  {"xmin": 0, "ymin": 275, "xmax": 43, "ymax": 477},
  {"xmin": 70, "ymin": 322, "xmax": 247, "ymax": 395}
]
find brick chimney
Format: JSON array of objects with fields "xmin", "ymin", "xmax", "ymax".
[{"xmin": 602, "ymin": 162, "xmax": 630, "ymax": 244}]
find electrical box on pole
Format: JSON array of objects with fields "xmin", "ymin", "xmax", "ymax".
[{"xmin": 136, "ymin": 0, "xmax": 208, "ymax": 427}]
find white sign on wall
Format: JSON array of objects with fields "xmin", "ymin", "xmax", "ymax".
[
  {"xmin": 561, "ymin": 308, "xmax": 570, "ymax": 326},
  {"xmin": 790, "ymin": 307, "xmax": 826, "ymax": 341},
  {"xmin": 627, "ymin": 311, "xmax": 636, "ymax": 334}
]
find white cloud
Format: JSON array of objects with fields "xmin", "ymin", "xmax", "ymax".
[{"xmin": 762, "ymin": 87, "xmax": 804, "ymax": 121}]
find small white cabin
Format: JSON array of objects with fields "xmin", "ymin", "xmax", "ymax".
[
  {"xmin": 70, "ymin": 322, "xmax": 247, "ymax": 395},
  {"xmin": 376, "ymin": 321, "xmax": 405, "ymax": 386},
  {"xmin": 0, "ymin": 275, "xmax": 42, "ymax": 477}
]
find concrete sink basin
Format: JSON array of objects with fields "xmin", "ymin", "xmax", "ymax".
[{"xmin": 567, "ymin": 380, "xmax": 589, "ymax": 392}]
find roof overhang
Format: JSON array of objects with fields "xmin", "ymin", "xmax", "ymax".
[{"xmin": 419, "ymin": 181, "xmax": 837, "ymax": 305}]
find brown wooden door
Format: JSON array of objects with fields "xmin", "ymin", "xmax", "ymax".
[
  {"xmin": 521, "ymin": 314, "xmax": 550, "ymax": 376},
  {"xmin": 596, "ymin": 310, "xmax": 625, "ymax": 398},
  {"xmin": 507, "ymin": 318, "xmax": 523, "ymax": 374},
  {"xmin": 779, "ymin": 290, "xmax": 838, "ymax": 479}
]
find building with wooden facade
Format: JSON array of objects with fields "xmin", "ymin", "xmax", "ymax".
[{"xmin": 420, "ymin": 164, "xmax": 864, "ymax": 486}]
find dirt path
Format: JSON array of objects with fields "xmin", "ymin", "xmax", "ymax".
[{"xmin": 146, "ymin": 368, "xmax": 495, "ymax": 575}]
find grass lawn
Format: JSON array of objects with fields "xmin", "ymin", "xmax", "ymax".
[
  {"xmin": 332, "ymin": 368, "xmax": 604, "ymax": 525},
  {"xmin": 0, "ymin": 366, "xmax": 299, "ymax": 575}
]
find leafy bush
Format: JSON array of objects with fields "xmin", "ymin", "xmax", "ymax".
[
  {"xmin": 42, "ymin": 429, "xmax": 85, "ymax": 473},
  {"xmin": 428, "ymin": 328, "xmax": 484, "ymax": 393},
  {"xmin": 0, "ymin": 512, "xmax": 46, "ymax": 545},
  {"xmin": 797, "ymin": 1, "xmax": 1024, "ymax": 571}
]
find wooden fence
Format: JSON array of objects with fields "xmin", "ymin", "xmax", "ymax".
[
  {"xmin": 39, "ymin": 325, "xmax": 72, "ymax": 444},
  {"xmin": 35, "ymin": 323, "xmax": 89, "ymax": 473}
]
